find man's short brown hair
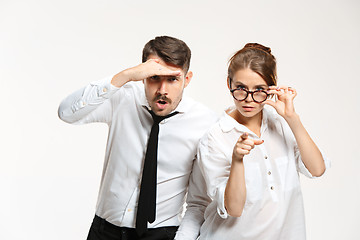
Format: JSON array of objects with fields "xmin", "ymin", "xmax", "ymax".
[{"xmin": 142, "ymin": 36, "xmax": 191, "ymax": 73}]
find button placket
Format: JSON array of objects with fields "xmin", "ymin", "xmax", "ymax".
[
  {"xmin": 261, "ymin": 150, "xmax": 273, "ymax": 183},
  {"xmin": 121, "ymin": 187, "xmax": 138, "ymax": 225},
  {"xmin": 259, "ymin": 145, "xmax": 278, "ymax": 201},
  {"xmin": 264, "ymin": 155, "xmax": 272, "ymax": 177}
]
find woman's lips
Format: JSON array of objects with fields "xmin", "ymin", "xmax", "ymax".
[{"xmin": 242, "ymin": 106, "xmax": 254, "ymax": 111}]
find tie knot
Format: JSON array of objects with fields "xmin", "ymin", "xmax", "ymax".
[{"xmin": 149, "ymin": 110, "xmax": 179, "ymax": 125}]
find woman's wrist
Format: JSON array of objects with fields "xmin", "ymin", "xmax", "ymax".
[
  {"xmin": 232, "ymin": 153, "xmax": 244, "ymax": 163},
  {"xmin": 284, "ymin": 112, "xmax": 300, "ymax": 124}
]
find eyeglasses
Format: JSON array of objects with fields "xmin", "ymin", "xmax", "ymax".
[{"xmin": 230, "ymin": 87, "xmax": 269, "ymax": 103}]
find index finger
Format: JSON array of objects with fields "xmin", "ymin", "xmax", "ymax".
[
  {"xmin": 240, "ymin": 132, "xmax": 248, "ymax": 141},
  {"xmin": 157, "ymin": 68, "xmax": 182, "ymax": 76},
  {"xmin": 150, "ymin": 59, "xmax": 182, "ymax": 76}
]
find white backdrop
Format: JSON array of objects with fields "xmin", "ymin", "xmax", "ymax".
[{"xmin": 1, "ymin": 0, "xmax": 359, "ymax": 239}]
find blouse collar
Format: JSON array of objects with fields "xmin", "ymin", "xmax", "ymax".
[{"xmin": 219, "ymin": 106, "xmax": 274, "ymax": 138}]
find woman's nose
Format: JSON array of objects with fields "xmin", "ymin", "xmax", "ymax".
[{"xmin": 244, "ymin": 92, "xmax": 253, "ymax": 102}]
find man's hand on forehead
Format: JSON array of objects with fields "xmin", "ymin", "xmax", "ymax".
[
  {"xmin": 111, "ymin": 58, "xmax": 181, "ymax": 88},
  {"xmin": 136, "ymin": 59, "xmax": 181, "ymax": 80}
]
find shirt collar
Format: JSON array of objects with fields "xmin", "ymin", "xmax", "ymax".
[{"xmin": 219, "ymin": 106, "xmax": 272, "ymax": 135}]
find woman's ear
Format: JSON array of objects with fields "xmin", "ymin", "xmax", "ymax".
[{"xmin": 227, "ymin": 77, "xmax": 231, "ymax": 89}]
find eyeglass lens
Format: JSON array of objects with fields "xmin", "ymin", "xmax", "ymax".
[{"xmin": 233, "ymin": 89, "xmax": 268, "ymax": 102}]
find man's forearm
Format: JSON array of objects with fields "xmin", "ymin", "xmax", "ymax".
[{"xmin": 58, "ymin": 76, "xmax": 118, "ymax": 124}]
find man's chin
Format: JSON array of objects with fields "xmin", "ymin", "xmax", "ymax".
[
  {"xmin": 152, "ymin": 108, "xmax": 171, "ymax": 116},
  {"xmin": 149, "ymin": 101, "xmax": 167, "ymax": 115},
  {"xmin": 150, "ymin": 103, "xmax": 175, "ymax": 116}
]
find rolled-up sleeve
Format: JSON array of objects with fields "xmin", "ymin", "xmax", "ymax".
[
  {"xmin": 294, "ymin": 144, "xmax": 331, "ymax": 178},
  {"xmin": 175, "ymin": 159, "xmax": 211, "ymax": 240},
  {"xmin": 198, "ymin": 133, "xmax": 231, "ymax": 219}
]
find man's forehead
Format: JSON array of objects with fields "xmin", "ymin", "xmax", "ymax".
[{"xmin": 147, "ymin": 55, "xmax": 185, "ymax": 73}]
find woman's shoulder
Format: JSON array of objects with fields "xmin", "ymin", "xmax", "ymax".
[
  {"xmin": 263, "ymin": 106, "xmax": 295, "ymax": 142},
  {"xmin": 263, "ymin": 106, "xmax": 287, "ymax": 126},
  {"xmin": 199, "ymin": 110, "xmax": 238, "ymax": 145}
]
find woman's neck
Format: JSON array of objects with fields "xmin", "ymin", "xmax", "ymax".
[{"xmin": 229, "ymin": 109, "xmax": 263, "ymax": 137}]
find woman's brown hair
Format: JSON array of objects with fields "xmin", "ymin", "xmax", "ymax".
[{"xmin": 228, "ymin": 43, "xmax": 277, "ymax": 87}]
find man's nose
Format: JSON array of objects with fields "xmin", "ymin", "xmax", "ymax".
[{"xmin": 157, "ymin": 80, "xmax": 168, "ymax": 95}]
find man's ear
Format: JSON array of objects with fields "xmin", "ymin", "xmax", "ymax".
[{"xmin": 184, "ymin": 71, "xmax": 193, "ymax": 88}]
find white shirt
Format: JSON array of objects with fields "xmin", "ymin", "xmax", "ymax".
[
  {"xmin": 58, "ymin": 76, "xmax": 218, "ymax": 239},
  {"xmin": 197, "ymin": 106, "xmax": 330, "ymax": 240}
]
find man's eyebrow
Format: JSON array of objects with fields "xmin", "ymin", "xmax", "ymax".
[{"xmin": 165, "ymin": 75, "xmax": 181, "ymax": 78}]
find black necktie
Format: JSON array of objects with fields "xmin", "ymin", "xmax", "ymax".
[{"xmin": 136, "ymin": 109, "xmax": 179, "ymax": 236}]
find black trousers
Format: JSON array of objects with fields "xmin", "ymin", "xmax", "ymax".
[{"xmin": 87, "ymin": 215, "xmax": 178, "ymax": 240}]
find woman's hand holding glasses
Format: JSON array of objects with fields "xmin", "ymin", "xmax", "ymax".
[{"xmin": 265, "ymin": 86, "xmax": 297, "ymax": 121}]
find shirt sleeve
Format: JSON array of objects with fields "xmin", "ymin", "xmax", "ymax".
[
  {"xmin": 295, "ymin": 143, "xmax": 331, "ymax": 178},
  {"xmin": 174, "ymin": 158, "xmax": 211, "ymax": 240},
  {"xmin": 197, "ymin": 133, "xmax": 231, "ymax": 219},
  {"xmin": 58, "ymin": 76, "xmax": 121, "ymax": 124},
  {"xmin": 278, "ymin": 115, "xmax": 331, "ymax": 179}
]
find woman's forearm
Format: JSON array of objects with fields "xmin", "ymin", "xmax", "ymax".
[
  {"xmin": 224, "ymin": 159, "xmax": 247, "ymax": 217},
  {"xmin": 285, "ymin": 114, "xmax": 326, "ymax": 177}
]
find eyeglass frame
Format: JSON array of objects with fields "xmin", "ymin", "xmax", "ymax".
[
  {"xmin": 228, "ymin": 78, "xmax": 270, "ymax": 103},
  {"xmin": 230, "ymin": 87, "xmax": 270, "ymax": 103}
]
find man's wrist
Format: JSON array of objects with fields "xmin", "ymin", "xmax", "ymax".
[{"xmin": 111, "ymin": 70, "xmax": 131, "ymax": 88}]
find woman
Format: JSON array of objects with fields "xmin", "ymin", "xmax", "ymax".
[{"xmin": 198, "ymin": 43, "xmax": 329, "ymax": 240}]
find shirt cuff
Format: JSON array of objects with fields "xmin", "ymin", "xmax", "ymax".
[
  {"xmin": 90, "ymin": 75, "xmax": 120, "ymax": 99},
  {"xmin": 215, "ymin": 182, "xmax": 229, "ymax": 219},
  {"xmin": 297, "ymin": 152, "xmax": 331, "ymax": 178}
]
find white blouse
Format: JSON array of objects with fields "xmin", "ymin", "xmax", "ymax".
[{"xmin": 198, "ymin": 106, "xmax": 329, "ymax": 240}]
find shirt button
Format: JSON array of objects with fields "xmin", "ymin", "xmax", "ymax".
[
  {"xmin": 268, "ymin": 171, "xmax": 271, "ymax": 175},
  {"xmin": 270, "ymin": 186, "xmax": 274, "ymax": 190},
  {"xmin": 127, "ymin": 208, "xmax": 132, "ymax": 212}
]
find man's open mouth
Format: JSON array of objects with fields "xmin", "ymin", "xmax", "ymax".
[
  {"xmin": 153, "ymin": 95, "xmax": 171, "ymax": 110},
  {"xmin": 157, "ymin": 100, "xmax": 167, "ymax": 105}
]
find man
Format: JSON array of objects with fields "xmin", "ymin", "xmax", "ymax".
[{"xmin": 58, "ymin": 36, "xmax": 218, "ymax": 240}]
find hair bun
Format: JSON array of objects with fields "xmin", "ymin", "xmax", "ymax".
[{"xmin": 244, "ymin": 43, "xmax": 272, "ymax": 54}]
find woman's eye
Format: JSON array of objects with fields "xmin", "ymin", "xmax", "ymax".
[{"xmin": 169, "ymin": 77, "xmax": 178, "ymax": 81}]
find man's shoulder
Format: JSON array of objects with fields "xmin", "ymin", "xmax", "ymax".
[
  {"xmin": 122, "ymin": 81, "xmax": 144, "ymax": 92},
  {"xmin": 181, "ymin": 95, "xmax": 218, "ymax": 121},
  {"xmin": 199, "ymin": 115, "xmax": 224, "ymax": 142},
  {"xmin": 110, "ymin": 81, "xmax": 145, "ymax": 104}
]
